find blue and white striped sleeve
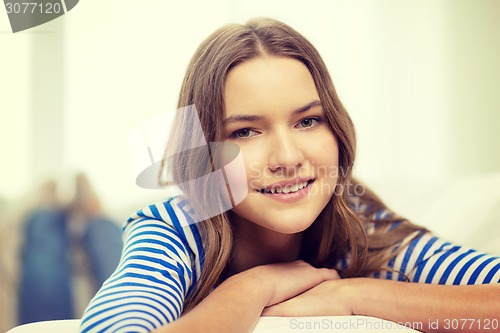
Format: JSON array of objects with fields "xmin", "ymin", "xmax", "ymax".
[
  {"xmin": 378, "ymin": 231, "xmax": 500, "ymax": 285},
  {"xmin": 79, "ymin": 198, "xmax": 204, "ymax": 333}
]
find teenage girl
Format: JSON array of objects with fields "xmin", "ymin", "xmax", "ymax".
[{"xmin": 80, "ymin": 18, "xmax": 500, "ymax": 333}]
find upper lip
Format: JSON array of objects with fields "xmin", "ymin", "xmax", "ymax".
[{"xmin": 258, "ymin": 177, "xmax": 314, "ymax": 191}]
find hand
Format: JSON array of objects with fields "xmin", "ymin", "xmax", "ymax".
[
  {"xmin": 237, "ymin": 260, "xmax": 340, "ymax": 308},
  {"xmin": 261, "ymin": 279, "xmax": 354, "ymax": 317}
]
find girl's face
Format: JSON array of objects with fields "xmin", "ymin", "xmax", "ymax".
[{"xmin": 223, "ymin": 56, "xmax": 339, "ymax": 234}]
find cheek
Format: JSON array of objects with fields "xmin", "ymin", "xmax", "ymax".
[
  {"xmin": 310, "ymin": 135, "xmax": 340, "ymax": 197},
  {"xmin": 235, "ymin": 145, "xmax": 267, "ymax": 183},
  {"xmin": 217, "ymin": 142, "xmax": 249, "ymax": 206},
  {"xmin": 325, "ymin": 135, "xmax": 340, "ymax": 169},
  {"xmin": 311, "ymin": 135, "xmax": 339, "ymax": 169}
]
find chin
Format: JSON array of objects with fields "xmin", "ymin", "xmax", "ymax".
[
  {"xmin": 260, "ymin": 213, "xmax": 317, "ymax": 234},
  {"xmin": 230, "ymin": 193, "xmax": 327, "ymax": 235}
]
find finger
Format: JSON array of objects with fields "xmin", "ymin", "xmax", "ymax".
[
  {"xmin": 257, "ymin": 262, "xmax": 339, "ymax": 307},
  {"xmin": 319, "ymin": 268, "xmax": 340, "ymax": 280},
  {"xmin": 290, "ymin": 261, "xmax": 339, "ymax": 281}
]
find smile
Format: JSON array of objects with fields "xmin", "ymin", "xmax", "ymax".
[{"xmin": 257, "ymin": 179, "xmax": 315, "ymax": 194}]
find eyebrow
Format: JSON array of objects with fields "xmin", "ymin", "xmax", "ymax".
[{"xmin": 223, "ymin": 100, "xmax": 322, "ymax": 125}]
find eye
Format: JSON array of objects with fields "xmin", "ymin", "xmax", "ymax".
[
  {"xmin": 231, "ymin": 128, "xmax": 258, "ymax": 139},
  {"xmin": 296, "ymin": 117, "xmax": 321, "ymax": 129}
]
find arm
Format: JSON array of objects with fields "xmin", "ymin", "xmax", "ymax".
[
  {"xmin": 263, "ymin": 232, "xmax": 500, "ymax": 333},
  {"xmin": 352, "ymin": 278, "xmax": 500, "ymax": 333},
  {"xmin": 153, "ymin": 261, "xmax": 340, "ymax": 333},
  {"xmin": 152, "ymin": 270, "xmax": 268, "ymax": 333},
  {"xmin": 262, "ymin": 277, "xmax": 499, "ymax": 333},
  {"xmin": 80, "ymin": 200, "xmax": 201, "ymax": 333},
  {"xmin": 354, "ymin": 230, "xmax": 500, "ymax": 333}
]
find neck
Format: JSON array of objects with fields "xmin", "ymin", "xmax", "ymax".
[{"xmin": 227, "ymin": 212, "xmax": 303, "ymax": 277}]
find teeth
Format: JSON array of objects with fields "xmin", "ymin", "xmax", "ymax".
[{"xmin": 264, "ymin": 181, "xmax": 309, "ymax": 194}]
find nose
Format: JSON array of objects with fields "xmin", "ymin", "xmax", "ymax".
[{"xmin": 267, "ymin": 132, "xmax": 304, "ymax": 175}]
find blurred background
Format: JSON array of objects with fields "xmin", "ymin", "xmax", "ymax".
[{"xmin": 1, "ymin": 0, "xmax": 499, "ymax": 331}]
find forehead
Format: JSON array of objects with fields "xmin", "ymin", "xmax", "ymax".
[{"xmin": 224, "ymin": 56, "xmax": 319, "ymax": 116}]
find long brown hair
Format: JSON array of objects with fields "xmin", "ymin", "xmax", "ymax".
[{"xmin": 163, "ymin": 18, "xmax": 426, "ymax": 312}]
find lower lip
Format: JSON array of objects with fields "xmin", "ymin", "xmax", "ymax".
[{"xmin": 259, "ymin": 181, "xmax": 313, "ymax": 203}]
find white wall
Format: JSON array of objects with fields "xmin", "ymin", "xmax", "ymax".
[
  {"xmin": 1, "ymin": 0, "xmax": 499, "ymax": 221},
  {"xmin": 63, "ymin": 0, "xmax": 234, "ymax": 215},
  {"xmin": 0, "ymin": 11, "xmax": 31, "ymax": 200}
]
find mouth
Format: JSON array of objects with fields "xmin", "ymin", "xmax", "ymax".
[{"xmin": 257, "ymin": 179, "xmax": 315, "ymax": 195}]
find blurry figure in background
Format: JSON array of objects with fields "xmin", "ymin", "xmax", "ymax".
[
  {"xmin": 0, "ymin": 194, "xmax": 10, "ymax": 330},
  {"xmin": 17, "ymin": 173, "xmax": 123, "ymax": 324}
]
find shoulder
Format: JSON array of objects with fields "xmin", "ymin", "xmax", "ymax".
[
  {"xmin": 79, "ymin": 197, "xmax": 205, "ymax": 331},
  {"xmin": 126, "ymin": 196, "xmax": 200, "ymax": 229},
  {"xmin": 123, "ymin": 196, "xmax": 205, "ymax": 270},
  {"xmin": 347, "ymin": 193, "xmax": 402, "ymax": 234},
  {"xmin": 125, "ymin": 196, "xmax": 202, "ymax": 237},
  {"xmin": 375, "ymin": 231, "xmax": 500, "ymax": 284}
]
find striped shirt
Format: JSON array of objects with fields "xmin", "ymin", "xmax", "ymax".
[{"xmin": 79, "ymin": 196, "xmax": 500, "ymax": 333}]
